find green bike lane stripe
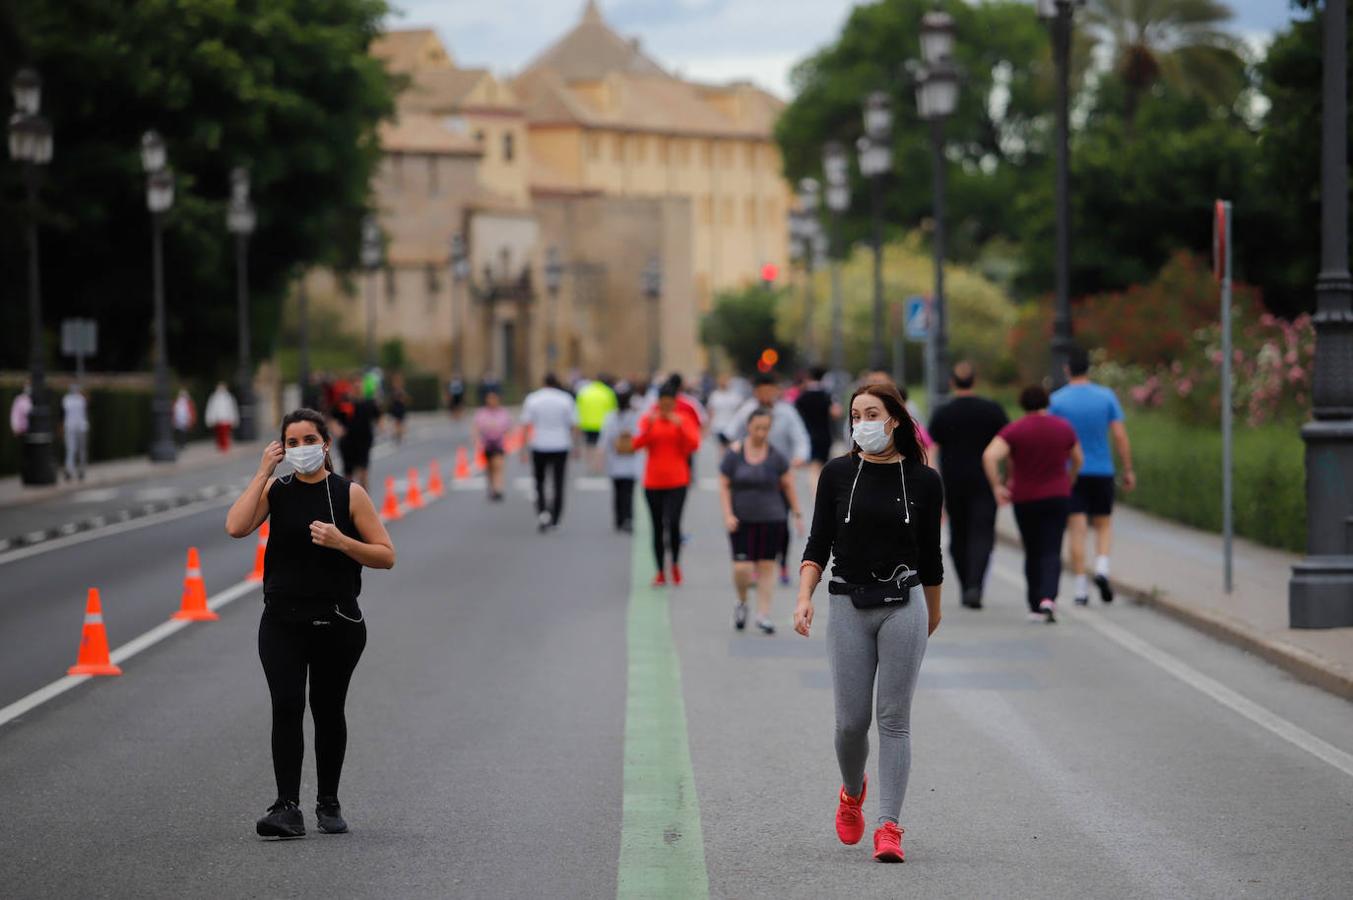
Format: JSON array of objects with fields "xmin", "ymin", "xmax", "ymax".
[{"xmin": 617, "ymin": 509, "xmax": 710, "ymax": 899}]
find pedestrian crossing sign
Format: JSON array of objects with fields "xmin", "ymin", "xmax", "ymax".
[{"xmin": 905, "ymin": 296, "xmax": 928, "ymax": 340}]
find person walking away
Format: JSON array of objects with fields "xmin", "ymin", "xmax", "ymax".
[
  {"xmin": 521, "ymin": 374, "xmax": 578, "ymax": 532},
  {"xmin": 1050, "ymin": 345, "xmax": 1136, "ymax": 606},
  {"xmin": 982, "ymin": 385, "xmax": 1082, "ymax": 623},
  {"xmin": 720, "ymin": 408, "xmax": 803, "ymax": 633},
  {"xmin": 597, "ymin": 388, "xmax": 642, "ymax": 532},
  {"xmin": 172, "ymin": 387, "xmax": 196, "ymax": 448},
  {"xmin": 447, "ymin": 373, "xmax": 467, "ymax": 420},
  {"xmin": 386, "ymin": 374, "xmax": 409, "ymax": 445},
  {"xmin": 205, "ymin": 382, "xmax": 241, "ymax": 452},
  {"xmin": 576, "ymin": 376, "xmax": 618, "ymax": 455},
  {"xmin": 634, "ymin": 384, "xmax": 701, "ymax": 585},
  {"xmin": 927, "ymin": 362, "xmax": 1008, "ymax": 609},
  {"xmin": 9, "ymin": 381, "xmax": 31, "ymax": 441},
  {"xmin": 707, "ymin": 374, "xmax": 745, "ymax": 450},
  {"xmin": 794, "ymin": 382, "xmax": 943, "ymax": 863},
  {"xmin": 61, "ymin": 383, "xmax": 90, "ymax": 481},
  {"xmin": 795, "ymin": 366, "xmax": 841, "ymax": 493},
  {"xmin": 331, "ymin": 384, "xmax": 381, "ymax": 491},
  {"xmin": 225, "ymin": 408, "xmax": 395, "ymax": 838},
  {"xmin": 472, "ymin": 388, "xmax": 513, "ymax": 502}
]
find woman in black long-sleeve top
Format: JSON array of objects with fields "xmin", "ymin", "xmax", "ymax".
[{"xmin": 793, "ymin": 382, "xmax": 944, "ymax": 864}]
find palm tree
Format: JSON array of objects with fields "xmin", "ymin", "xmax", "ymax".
[{"xmin": 1085, "ymin": 0, "xmax": 1248, "ymax": 127}]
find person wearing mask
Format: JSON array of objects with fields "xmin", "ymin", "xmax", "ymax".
[
  {"xmin": 795, "ymin": 366, "xmax": 841, "ymax": 492},
  {"xmin": 597, "ymin": 388, "xmax": 643, "ymax": 533},
  {"xmin": 520, "ymin": 373, "xmax": 579, "ymax": 533},
  {"xmin": 927, "ymin": 362, "xmax": 1009, "ymax": 609},
  {"xmin": 576, "ymin": 376, "xmax": 618, "ymax": 451},
  {"xmin": 61, "ymin": 383, "xmax": 90, "ymax": 482},
  {"xmin": 225, "ymin": 409, "xmax": 395, "ymax": 838},
  {"xmin": 706, "ymin": 374, "xmax": 745, "ymax": 450},
  {"xmin": 472, "ymin": 388, "xmax": 513, "ymax": 502},
  {"xmin": 331, "ymin": 383, "xmax": 381, "ymax": 492},
  {"xmin": 1050, "ymin": 345, "xmax": 1136, "ymax": 606},
  {"xmin": 720, "ymin": 407, "xmax": 803, "ymax": 634},
  {"xmin": 634, "ymin": 384, "xmax": 701, "ymax": 586},
  {"xmin": 983, "ymin": 385, "xmax": 1083, "ymax": 624},
  {"xmin": 794, "ymin": 382, "xmax": 943, "ymax": 863},
  {"xmin": 205, "ymin": 382, "xmax": 241, "ymax": 452}
]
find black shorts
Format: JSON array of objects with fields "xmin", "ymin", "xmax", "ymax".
[
  {"xmin": 339, "ymin": 439, "xmax": 372, "ymax": 473},
  {"xmin": 1070, "ymin": 475, "xmax": 1115, "ymax": 517},
  {"xmin": 809, "ymin": 437, "xmax": 832, "ymax": 464},
  {"xmin": 730, "ymin": 520, "xmax": 788, "ymax": 562},
  {"xmin": 483, "ymin": 440, "xmax": 505, "ymax": 459},
  {"xmin": 583, "ymin": 430, "xmax": 600, "ymax": 447}
]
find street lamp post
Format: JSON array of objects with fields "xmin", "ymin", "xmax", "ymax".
[
  {"xmin": 823, "ymin": 141, "xmax": 851, "ymax": 388},
  {"xmin": 8, "ymin": 70, "xmax": 57, "ymax": 485},
  {"xmin": 917, "ymin": 9, "xmax": 960, "ymax": 414},
  {"xmin": 226, "ymin": 167, "xmax": 256, "ymax": 440},
  {"xmin": 859, "ymin": 91, "xmax": 893, "ymax": 374},
  {"xmin": 449, "ymin": 232, "xmax": 469, "ymax": 376},
  {"xmin": 1039, "ymin": 0, "xmax": 1080, "ymax": 387},
  {"xmin": 1290, "ymin": 0, "xmax": 1353, "ymax": 629},
  {"xmin": 360, "ymin": 215, "xmax": 382, "ymax": 369},
  {"xmin": 142, "ymin": 131, "xmax": 177, "ymax": 463},
  {"xmin": 544, "ymin": 246, "xmax": 564, "ymax": 370},
  {"xmin": 794, "ymin": 178, "xmax": 822, "ymax": 364},
  {"xmin": 642, "ymin": 255, "xmax": 662, "ymax": 376}
]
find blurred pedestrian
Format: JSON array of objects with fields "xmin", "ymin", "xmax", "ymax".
[
  {"xmin": 387, "ymin": 373, "xmax": 409, "ymax": 445},
  {"xmin": 634, "ymin": 383, "xmax": 701, "ymax": 586},
  {"xmin": 1050, "ymin": 346, "xmax": 1136, "ymax": 606},
  {"xmin": 472, "ymin": 388, "xmax": 513, "ymax": 502},
  {"xmin": 205, "ymin": 382, "xmax": 240, "ymax": 452},
  {"xmin": 477, "ymin": 370, "xmax": 502, "ymax": 406},
  {"xmin": 576, "ymin": 375, "xmax": 618, "ymax": 451},
  {"xmin": 927, "ymin": 362, "xmax": 1008, "ymax": 609},
  {"xmin": 226, "ymin": 408, "xmax": 394, "ymax": 838},
  {"xmin": 794, "ymin": 381, "xmax": 944, "ymax": 863},
  {"xmin": 61, "ymin": 383, "xmax": 90, "ymax": 482},
  {"xmin": 719, "ymin": 407, "xmax": 803, "ymax": 634},
  {"xmin": 597, "ymin": 387, "xmax": 642, "ymax": 532},
  {"xmin": 172, "ymin": 387, "xmax": 196, "ymax": 448},
  {"xmin": 521, "ymin": 373, "xmax": 578, "ymax": 532},
  {"xmin": 331, "ymin": 382, "xmax": 381, "ymax": 491},
  {"xmin": 706, "ymin": 373, "xmax": 744, "ymax": 450},
  {"xmin": 795, "ymin": 366, "xmax": 841, "ymax": 492},
  {"xmin": 9, "ymin": 381, "xmax": 31, "ymax": 439},
  {"xmin": 447, "ymin": 372, "xmax": 467, "ymax": 420},
  {"xmin": 982, "ymin": 385, "xmax": 1082, "ymax": 624}
]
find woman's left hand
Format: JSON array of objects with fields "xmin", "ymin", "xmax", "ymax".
[{"xmin": 310, "ymin": 521, "xmax": 347, "ymax": 550}]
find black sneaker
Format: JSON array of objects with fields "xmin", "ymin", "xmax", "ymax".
[
  {"xmin": 1094, "ymin": 574, "xmax": 1114, "ymax": 603},
  {"xmin": 1074, "ymin": 595, "xmax": 1089, "ymax": 607},
  {"xmin": 316, "ymin": 797, "xmax": 349, "ymax": 834},
  {"xmin": 734, "ymin": 602, "xmax": 748, "ymax": 631},
  {"xmin": 961, "ymin": 588, "xmax": 983, "ymax": 609},
  {"xmin": 256, "ymin": 799, "xmax": 305, "ymax": 838}
]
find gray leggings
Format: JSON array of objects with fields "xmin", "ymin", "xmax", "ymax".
[{"xmin": 827, "ymin": 587, "xmax": 928, "ymax": 826}]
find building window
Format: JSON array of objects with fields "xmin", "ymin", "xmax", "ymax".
[
  {"xmin": 764, "ymin": 198, "xmax": 778, "ymax": 226},
  {"xmin": 503, "ymin": 131, "xmax": 515, "ymax": 163},
  {"xmin": 745, "ymin": 196, "xmax": 758, "ymax": 226},
  {"xmin": 588, "ymin": 134, "xmax": 602, "ymax": 161},
  {"xmin": 720, "ymin": 142, "xmax": 734, "ymax": 168},
  {"xmin": 614, "ymin": 134, "xmax": 625, "ymax": 162},
  {"xmin": 700, "ymin": 141, "xmax": 713, "ymax": 167},
  {"xmin": 657, "ymin": 138, "xmax": 669, "ymax": 165},
  {"xmin": 474, "ymin": 129, "xmax": 485, "ymax": 146},
  {"xmin": 745, "ymin": 143, "xmax": 757, "ymax": 168},
  {"xmin": 426, "ymin": 264, "xmax": 440, "ymax": 313},
  {"xmin": 385, "ymin": 267, "xmax": 398, "ymax": 306},
  {"xmin": 391, "ymin": 153, "xmax": 403, "ymax": 190},
  {"xmin": 675, "ymin": 140, "xmax": 689, "ymax": 166},
  {"xmin": 635, "ymin": 135, "xmax": 647, "ymax": 163},
  {"xmin": 428, "ymin": 156, "xmax": 439, "ymax": 195},
  {"xmin": 721, "ymin": 197, "xmax": 734, "ymax": 225},
  {"xmin": 700, "ymin": 195, "xmax": 713, "ymax": 225}
]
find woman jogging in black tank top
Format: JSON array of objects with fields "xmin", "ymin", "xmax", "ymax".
[{"xmin": 227, "ymin": 409, "xmax": 395, "ymax": 838}]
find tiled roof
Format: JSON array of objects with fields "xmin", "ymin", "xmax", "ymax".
[
  {"xmin": 379, "ymin": 112, "xmax": 483, "ymax": 155},
  {"xmin": 519, "ymin": 3, "xmax": 666, "ymax": 83},
  {"xmin": 400, "ymin": 68, "xmax": 491, "ymax": 113},
  {"xmin": 371, "ymin": 29, "xmax": 453, "ymax": 74}
]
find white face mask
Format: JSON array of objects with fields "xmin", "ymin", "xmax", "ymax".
[
  {"xmin": 285, "ymin": 444, "xmax": 327, "ymax": 474},
  {"xmin": 852, "ymin": 419, "xmax": 894, "ymax": 455}
]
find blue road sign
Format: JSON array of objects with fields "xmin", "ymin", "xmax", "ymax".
[{"xmin": 905, "ymin": 296, "xmax": 928, "ymax": 341}]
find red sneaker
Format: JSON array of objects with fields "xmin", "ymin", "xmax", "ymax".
[
  {"xmin": 672, "ymin": 564, "xmax": 683, "ymax": 586},
  {"xmin": 835, "ymin": 776, "xmax": 867, "ymax": 845},
  {"xmin": 652, "ymin": 571, "xmax": 667, "ymax": 587},
  {"xmin": 873, "ymin": 822, "xmax": 905, "ymax": 862}
]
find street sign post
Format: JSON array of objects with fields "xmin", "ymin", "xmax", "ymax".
[
  {"xmin": 60, "ymin": 318, "xmax": 97, "ymax": 382},
  {"xmin": 904, "ymin": 296, "xmax": 935, "ymax": 415},
  {"xmin": 1214, "ymin": 200, "xmax": 1233, "ymax": 595}
]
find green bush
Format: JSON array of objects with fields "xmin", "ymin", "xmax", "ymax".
[
  {"xmin": 1124, "ymin": 411, "xmax": 1306, "ymax": 553},
  {"xmin": 0, "ymin": 384, "xmax": 158, "ymax": 477},
  {"xmin": 404, "ymin": 374, "xmax": 442, "ymax": 412}
]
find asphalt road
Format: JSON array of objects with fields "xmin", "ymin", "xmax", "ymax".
[{"xmin": 1, "ymin": 432, "xmax": 1350, "ymax": 898}]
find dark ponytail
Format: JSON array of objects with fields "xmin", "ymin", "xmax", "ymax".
[
  {"xmin": 848, "ymin": 383, "xmax": 928, "ymax": 466},
  {"xmin": 280, "ymin": 408, "xmax": 335, "ymax": 473}
]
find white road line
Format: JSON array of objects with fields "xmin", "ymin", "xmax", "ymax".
[
  {"xmin": 0, "ymin": 495, "xmax": 234, "ymax": 567},
  {"xmin": 991, "ymin": 564, "xmax": 1353, "ymax": 780}
]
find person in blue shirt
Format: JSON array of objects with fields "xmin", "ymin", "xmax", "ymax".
[{"xmin": 1049, "ymin": 346, "xmax": 1136, "ymax": 606}]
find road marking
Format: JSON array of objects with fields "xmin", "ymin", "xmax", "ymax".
[
  {"xmin": 617, "ymin": 509, "xmax": 709, "ymax": 899},
  {"xmin": 70, "ymin": 488, "xmax": 119, "ymax": 503},
  {"xmin": 0, "ymin": 495, "xmax": 234, "ymax": 567},
  {"xmin": 991, "ymin": 565, "xmax": 1353, "ymax": 780}
]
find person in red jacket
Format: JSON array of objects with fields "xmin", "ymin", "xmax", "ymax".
[{"xmin": 634, "ymin": 383, "xmax": 702, "ymax": 586}]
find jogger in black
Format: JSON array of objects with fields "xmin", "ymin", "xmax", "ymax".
[
  {"xmin": 532, "ymin": 450, "xmax": 568, "ymax": 529},
  {"xmin": 645, "ymin": 486, "xmax": 688, "ymax": 575},
  {"xmin": 227, "ymin": 408, "xmax": 395, "ymax": 838}
]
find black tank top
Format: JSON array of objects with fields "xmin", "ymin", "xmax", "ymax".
[{"xmin": 264, "ymin": 473, "xmax": 363, "ymax": 618}]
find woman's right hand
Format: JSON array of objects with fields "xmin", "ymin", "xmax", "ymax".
[
  {"xmin": 259, "ymin": 441, "xmax": 284, "ymax": 478},
  {"xmin": 724, "ymin": 513, "xmax": 739, "ymax": 533},
  {"xmin": 793, "ymin": 598, "xmax": 814, "ymax": 637}
]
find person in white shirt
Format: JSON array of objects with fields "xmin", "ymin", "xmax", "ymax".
[
  {"xmin": 62, "ymin": 383, "xmax": 89, "ymax": 481},
  {"xmin": 707, "ymin": 374, "xmax": 745, "ymax": 449},
  {"xmin": 520, "ymin": 374, "xmax": 579, "ymax": 532},
  {"xmin": 205, "ymin": 382, "xmax": 241, "ymax": 452},
  {"xmin": 172, "ymin": 388, "xmax": 196, "ymax": 448}
]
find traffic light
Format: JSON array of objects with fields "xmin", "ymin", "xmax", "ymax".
[
  {"xmin": 760, "ymin": 262, "xmax": 779, "ymax": 288},
  {"xmin": 756, "ymin": 347, "xmax": 780, "ymax": 373}
]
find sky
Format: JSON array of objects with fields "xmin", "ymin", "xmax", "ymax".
[{"xmin": 388, "ymin": 0, "xmax": 1308, "ymax": 99}]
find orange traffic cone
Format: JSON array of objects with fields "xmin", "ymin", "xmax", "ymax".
[
  {"xmin": 427, "ymin": 460, "xmax": 445, "ymax": 497},
  {"xmin": 245, "ymin": 521, "xmax": 268, "ymax": 583},
  {"xmin": 454, "ymin": 446, "xmax": 472, "ymax": 481},
  {"xmin": 474, "ymin": 445, "xmax": 487, "ymax": 473},
  {"xmin": 68, "ymin": 588, "xmax": 122, "ymax": 676},
  {"xmin": 381, "ymin": 476, "xmax": 402, "ymax": 521},
  {"xmin": 174, "ymin": 547, "xmax": 219, "ymax": 621},
  {"xmin": 405, "ymin": 467, "xmax": 425, "ymax": 510}
]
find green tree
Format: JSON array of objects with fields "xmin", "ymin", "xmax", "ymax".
[
  {"xmin": 700, "ymin": 285, "xmax": 796, "ymax": 375},
  {"xmin": 0, "ymin": 0, "xmax": 397, "ymax": 380}
]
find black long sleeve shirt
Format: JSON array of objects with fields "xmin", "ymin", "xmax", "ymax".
[{"xmin": 802, "ymin": 454, "xmax": 944, "ymax": 586}]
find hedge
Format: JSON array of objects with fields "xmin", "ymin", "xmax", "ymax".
[{"xmin": 0, "ymin": 384, "xmax": 170, "ymax": 478}]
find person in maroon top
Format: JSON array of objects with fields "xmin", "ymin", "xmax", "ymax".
[{"xmin": 982, "ymin": 385, "xmax": 1083, "ymax": 623}]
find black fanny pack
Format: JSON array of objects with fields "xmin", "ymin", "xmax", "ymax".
[{"xmin": 828, "ymin": 569, "xmax": 921, "ymax": 610}]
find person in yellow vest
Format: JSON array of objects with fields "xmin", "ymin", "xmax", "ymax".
[{"xmin": 576, "ymin": 376, "xmax": 618, "ymax": 457}]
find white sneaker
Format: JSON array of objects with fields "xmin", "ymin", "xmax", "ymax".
[
  {"xmin": 734, "ymin": 602, "xmax": 748, "ymax": 631},
  {"xmin": 756, "ymin": 616, "xmax": 776, "ymax": 635},
  {"xmin": 537, "ymin": 511, "xmax": 551, "ymax": 532},
  {"xmin": 1039, "ymin": 599, "xmax": 1057, "ymax": 624}
]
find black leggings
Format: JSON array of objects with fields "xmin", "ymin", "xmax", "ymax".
[
  {"xmin": 947, "ymin": 485, "xmax": 998, "ymax": 596},
  {"xmin": 1013, "ymin": 497, "xmax": 1070, "ymax": 612},
  {"xmin": 258, "ymin": 610, "xmax": 367, "ymax": 803},
  {"xmin": 612, "ymin": 477, "xmax": 635, "ymax": 529},
  {"xmin": 532, "ymin": 450, "xmax": 568, "ymax": 526},
  {"xmin": 645, "ymin": 487, "xmax": 688, "ymax": 571}
]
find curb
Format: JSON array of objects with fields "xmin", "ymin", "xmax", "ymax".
[{"xmin": 994, "ymin": 528, "xmax": 1353, "ymax": 703}]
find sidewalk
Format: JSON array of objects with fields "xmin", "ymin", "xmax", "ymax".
[{"xmin": 996, "ymin": 503, "xmax": 1353, "ymax": 701}]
